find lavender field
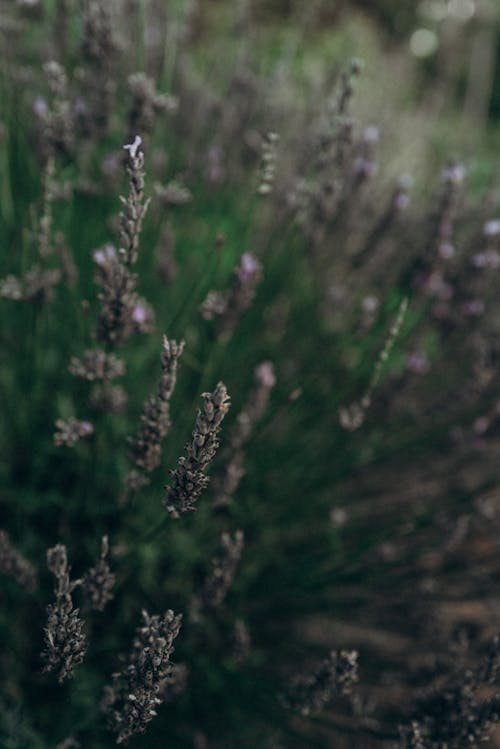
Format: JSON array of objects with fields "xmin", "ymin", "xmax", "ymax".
[{"xmin": 2, "ymin": 1, "xmax": 500, "ymax": 747}]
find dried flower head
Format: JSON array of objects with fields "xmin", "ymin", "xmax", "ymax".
[
  {"xmin": 287, "ymin": 650, "xmax": 359, "ymax": 716},
  {"xmin": 94, "ymin": 246, "xmax": 153, "ymax": 346},
  {"xmin": 42, "ymin": 545, "xmax": 87, "ymax": 683},
  {"xmin": 202, "ymin": 530, "xmax": 244, "ymax": 608},
  {"xmin": 401, "ymin": 637, "xmax": 500, "ymax": 749},
  {"xmin": 69, "ymin": 349, "xmax": 126, "ymax": 381},
  {"xmin": 128, "ymin": 73, "xmax": 177, "ymax": 144},
  {"xmin": 89, "ymin": 384, "xmax": 128, "ymax": 413},
  {"xmin": 200, "ymin": 290, "xmax": 227, "ymax": 320},
  {"xmin": 12, "ymin": 265, "xmax": 61, "ymax": 305},
  {"xmin": 399, "ymin": 721, "xmax": 426, "ymax": 749},
  {"xmin": 80, "ymin": 0, "xmax": 117, "ymax": 135},
  {"xmin": 120, "ymin": 136, "xmax": 150, "ymax": 267},
  {"xmin": 339, "ymin": 298, "xmax": 408, "ymax": 430},
  {"xmin": 0, "ymin": 274, "xmax": 23, "ymax": 300},
  {"xmin": 54, "ymin": 418, "xmax": 94, "ymax": 447},
  {"xmin": 213, "ymin": 361, "xmax": 275, "ymax": 507},
  {"xmin": 0, "ymin": 529, "xmax": 38, "ymax": 592},
  {"xmin": 154, "ymin": 179, "xmax": 192, "ymax": 206},
  {"xmin": 92, "ymin": 140, "xmax": 153, "ymax": 346},
  {"xmin": 82, "ymin": 536, "xmax": 115, "ymax": 612},
  {"xmin": 201, "ymin": 253, "xmax": 263, "ymax": 339},
  {"xmin": 127, "ymin": 336, "xmax": 184, "ymax": 481},
  {"xmin": 164, "ymin": 382, "xmax": 231, "ymax": 517},
  {"xmin": 104, "ymin": 609, "xmax": 182, "ymax": 744}
]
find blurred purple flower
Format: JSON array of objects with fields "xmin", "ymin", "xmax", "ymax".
[
  {"xmin": 255, "ymin": 361, "xmax": 276, "ymax": 388},
  {"xmin": 123, "ymin": 135, "xmax": 142, "ymax": 159},
  {"xmin": 438, "ymin": 242, "xmax": 455, "ymax": 260},
  {"xmin": 406, "ymin": 352, "xmax": 430, "ymax": 375},
  {"xmin": 441, "ymin": 163, "xmax": 466, "ymax": 185},
  {"xmin": 93, "ymin": 244, "xmax": 117, "ymax": 265},
  {"xmin": 472, "ymin": 250, "xmax": 500, "ymax": 269},
  {"xmin": 462, "ymin": 299, "xmax": 484, "ymax": 316},
  {"xmin": 237, "ymin": 253, "xmax": 261, "ymax": 282},
  {"xmin": 132, "ymin": 305, "xmax": 148, "ymax": 324},
  {"xmin": 33, "ymin": 96, "xmax": 48, "ymax": 117},
  {"xmin": 484, "ymin": 219, "xmax": 500, "ymax": 237}
]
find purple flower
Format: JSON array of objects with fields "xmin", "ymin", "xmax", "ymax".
[
  {"xmin": 462, "ymin": 299, "xmax": 484, "ymax": 316},
  {"xmin": 439, "ymin": 221, "xmax": 452, "ymax": 239},
  {"xmin": 426, "ymin": 272, "xmax": 453, "ymax": 299},
  {"xmin": 33, "ymin": 96, "xmax": 48, "ymax": 117},
  {"xmin": 484, "ymin": 219, "xmax": 500, "ymax": 237},
  {"xmin": 473, "ymin": 416, "xmax": 490, "ymax": 435},
  {"xmin": 132, "ymin": 305, "xmax": 148, "ymax": 324},
  {"xmin": 362, "ymin": 296, "xmax": 379, "ymax": 314},
  {"xmin": 205, "ymin": 146, "xmax": 226, "ymax": 185},
  {"xmin": 123, "ymin": 135, "xmax": 142, "ymax": 160},
  {"xmin": 472, "ymin": 249, "xmax": 500, "ymax": 269},
  {"xmin": 238, "ymin": 253, "xmax": 261, "ymax": 281},
  {"xmin": 406, "ymin": 352, "xmax": 430, "ymax": 375},
  {"xmin": 438, "ymin": 242, "xmax": 455, "ymax": 260},
  {"xmin": 255, "ymin": 361, "xmax": 276, "ymax": 388},
  {"xmin": 352, "ymin": 157, "xmax": 377, "ymax": 178},
  {"xmin": 394, "ymin": 192, "xmax": 410, "ymax": 211},
  {"xmin": 93, "ymin": 244, "xmax": 117, "ymax": 265}
]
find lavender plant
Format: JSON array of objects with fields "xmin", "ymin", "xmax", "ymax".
[
  {"xmin": 2, "ymin": 2, "xmax": 500, "ymax": 749},
  {"xmin": 41, "ymin": 545, "xmax": 87, "ymax": 684}
]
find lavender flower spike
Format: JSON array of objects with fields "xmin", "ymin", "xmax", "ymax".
[
  {"xmin": 42, "ymin": 545, "xmax": 86, "ymax": 683},
  {"xmin": 104, "ymin": 609, "xmax": 182, "ymax": 744},
  {"xmin": 127, "ymin": 336, "xmax": 185, "ymax": 484},
  {"xmin": 163, "ymin": 382, "xmax": 231, "ymax": 518}
]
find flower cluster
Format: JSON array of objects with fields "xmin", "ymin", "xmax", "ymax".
[
  {"xmin": 104, "ymin": 609, "xmax": 182, "ymax": 744},
  {"xmin": 94, "ymin": 137, "xmax": 153, "ymax": 346},
  {"xmin": 201, "ymin": 252, "xmax": 263, "ymax": 339},
  {"xmin": 0, "ymin": 266, "xmax": 61, "ymax": 305},
  {"xmin": 128, "ymin": 73, "xmax": 177, "ymax": 144},
  {"xmin": 94, "ymin": 244, "xmax": 153, "ymax": 346},
  {"xmin": 127, "ymin": 336, "xmax": 185, "ymax": 485},
  {"xmin": 53, "ymin": 417, "xmax": 94, "ymax": 447},
  {"xmin": 164, "ymin": 382, "xmax": 231, "ymax": 517},
  {"xmin": 287, "ymin": 650, "xmax": 359, "ymax": 716},
  {"xmin": 82, "ymin": 536, "xmax": 115, "ymax": 612},
  {"xmin": 213, "ymin": 361, "xmax": 276, "ymax": 507},
  {"xmin": 202, "ymin": 530, "xmax": 244, "ymax": 608},
  {"xmin": 400, "ymin": 638, "xmax": 500, "ymax": 749},
  {"xmin": 42, "ymin": 545, "xmax": 86, "ymax": 683},
  {"xmin": 69, "ymin": 348, "xmax": 125, "ymax": 381}
]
